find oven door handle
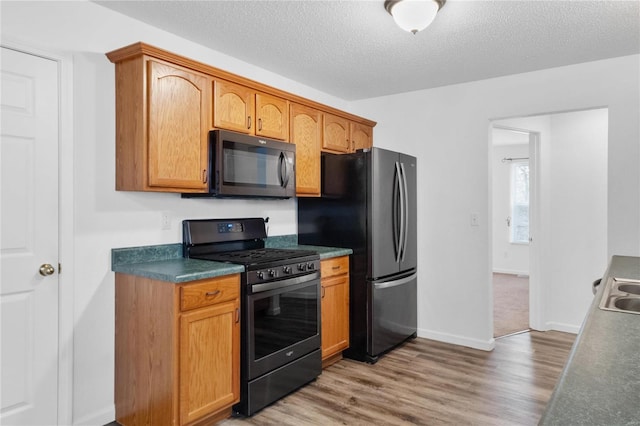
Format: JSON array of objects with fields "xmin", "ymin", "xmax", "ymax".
[{"xmin": 251, "ymin": 271, "xmax": 320, "ymax": 293}]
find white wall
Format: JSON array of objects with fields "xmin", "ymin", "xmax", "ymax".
[
  {"xmin": 352, "ymin": 55, "xmax": 639, "ymax": 351},
  {"xmin": 1, "ymin": 2, "xmax": 354, "ymax": 424},
  {"xmin": 546, "ymin": 109, "xmax": 608, "ymax": 330},
  {"xmin": 491, "ymin": 143, "xmax": 530, "ymax": 275}
]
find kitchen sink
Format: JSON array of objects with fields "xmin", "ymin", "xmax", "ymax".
[
  {"xmin": 617, "ymin": 283, "xmax": 640, "ymax": 295},
  {"xmin": 614, "ymin": 298, "xmax": 640, "ymax": 312},
  {"xmin": 599, "ymin": 277, "xmax": 640, "ymax": 315}
]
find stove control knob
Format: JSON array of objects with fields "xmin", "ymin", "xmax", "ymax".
[
  {"xmin": 257, "ymin": 271, "xmax": 265, "ymax": 280},
  {"xmin": 283, "ymin": 266, "xmax": 292, "ymax": 274},
  {"xmin": 307, "ymin": 262, "xmax": 315, "ymax": 271},
  {"xmin": 268, "ymin": 269, "xmax": 276, "ymax": 278},
  {"xmin": 297, "ymin": 263, "xmax": 306, "ymax": 271}
]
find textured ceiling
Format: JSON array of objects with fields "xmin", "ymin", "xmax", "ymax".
[{"xmin": 94, "ymin": 0, "xmax": 640, "ymax": 101}]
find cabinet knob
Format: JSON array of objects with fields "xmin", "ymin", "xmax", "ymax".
[{"xmin": 247, "ymin": 116, "xmax": 252, "ymax": 129}]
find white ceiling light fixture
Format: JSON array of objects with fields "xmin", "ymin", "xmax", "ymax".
[{"xmin": 384, "ymin": 0, "xmax": 446, "ymax": 34}]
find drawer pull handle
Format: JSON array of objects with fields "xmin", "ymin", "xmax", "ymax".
[
  {"xmin": 205, "ymin": 290, "xmax": 221, "ymax": 297},
  {"xmin": 322, "ymin": 286, "xmax": 325, "ymax": 298},
  {"xmin": 332, "ymin": 266, "xmax": 341, "ymax": 270},
  {"xmin": 235, "ymin": 308, "xmax": 240, "ymax": 323}
]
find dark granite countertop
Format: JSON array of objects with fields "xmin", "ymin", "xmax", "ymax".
[
  {"xmin": 111, "ymin": 237, "xmax": 352, "ymax": 283},
  {"xmin": 285, "ymin": 244, "xmax": 353, "ymax": 260},
  {"xmin": 540, "ymin": 255, "xmax": 640, "ymax": 425},
  {"xmin": 113, "ymin": 258, "xmax": 245, "ymax": 283}
]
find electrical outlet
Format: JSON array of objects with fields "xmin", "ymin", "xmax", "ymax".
[
  {"xmin": 470, "ymin": 213, "xmax": 479, "ymax": 227},
  {"xmin": 161, "ymin": 211, "xmax": 171, "ymax": 230}
]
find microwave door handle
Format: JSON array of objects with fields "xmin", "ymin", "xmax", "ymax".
[
  {"xmin": 283, "ymin": 152, "xmax": 290, "ymax": 188},
  {"xmin": 279, "ymin": 152, "xmax": 290, "ymax": 188},
  {"xmin": 278, "ymin": 152, "xmax": 284, "ymax": 186}
]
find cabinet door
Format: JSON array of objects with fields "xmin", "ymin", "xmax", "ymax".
[
  {"xmin": 213, "ymin": 80, "xmax": 254, "ymax": 134},
  {"xmin": 256, "ymin": 93, "xmax": 289, "ymax": 140},
  {"xmin": 350, "ymin": 122, "xmax": 373, "ymax": 151},
  {"xmin": 322, "ymin": 113, "xmax": 350, "ymax": 153},
  {"xmin": 290, "ymin": 103, "xmax": 322, "ymax": 196},
  {"xmin": 179, "ymin": 300, "xmax": 240, "ymax": 425},
  {"xmin": 321, "ymin": 274, "xmax": 350, "ymax": 359},
  {"xmin": 148, "ymin": 60, "xmax": 209, "ymax": 190}
]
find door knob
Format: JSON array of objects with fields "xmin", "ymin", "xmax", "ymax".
[{"xmin": 39, "ymin": 263, "xmax": 55, "ymax": 276}]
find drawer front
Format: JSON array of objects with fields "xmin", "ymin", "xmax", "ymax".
[
  {"xmin": 321, "ymin": 256, "xmax": 349, "ymax": 278},
  {"xmin": 180, "ymin": 274, "xmax": 240, "ymax": 311}
]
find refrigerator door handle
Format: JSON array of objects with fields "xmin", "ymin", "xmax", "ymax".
[
  {"xmin": 373, "ymin": 272, "xmax": 417, "ymax": 290},
  {"xmin": 394, "ymin": 161, "xmax": 403, "ymax": 263},
  {"xmin": 400, "ymin": 162, "xmax": 409, "ymax": 262},
  {"xmin": 397, "ymin": 162, "xmax": 406, "ymax": 263}
]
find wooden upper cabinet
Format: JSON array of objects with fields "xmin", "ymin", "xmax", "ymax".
[
  {"xmin": 255, "ymin": 93, "xmax": 289, "ymax": 140},
  {"xmin": 107, "ymin": 42, "xmax": 375, "ymax": 194},
  {"xmin": 111, "ymin": 55, "xmax": 210, "ymax": 192},
  {"xmin": 350, "ymin": 122, "xmax": 373, "ymax": 151},
  {"xmin": 323, "ymin": 117, "xmax": 373, "ymax": 154},
  {"xmin": 213, "ymin": 80, "xmax": 255, "ymax": 134},
  {"xmin": 148, "ymin": 60, "xmax": 210, "ymax": 191},
  {"xmin": 290, "ymin": 103, "xmax": 322, "ymax": 197},
  {"xmin": 323, "ymin": 113, "xmax": 350, "ymax": 153},
  {"xmin": 213, "ymin": 81, "xmax": 289, "ymax": 140}
]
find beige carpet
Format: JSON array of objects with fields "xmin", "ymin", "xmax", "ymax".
[{"xmin": 493, "ymin": 273, "xmax": 529, "ymax": 337}]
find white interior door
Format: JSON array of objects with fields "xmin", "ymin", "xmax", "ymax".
[{"xmin": 1, "ymin": 46, "xmax": 59, "ymax": 425}]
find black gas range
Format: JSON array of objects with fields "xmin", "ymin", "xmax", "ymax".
[{"xmin": 183, "ymin": 218, "xmax": 322, "ymax": 416}]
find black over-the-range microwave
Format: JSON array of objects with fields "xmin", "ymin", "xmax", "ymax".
[{"xmin": 182, "ymin": 129, "xmax": 296, "ymax": 199}]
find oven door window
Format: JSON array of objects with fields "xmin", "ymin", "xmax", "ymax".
[
  {"xmin": 251, "ymin": 281, "xmax": 319, "ymax": 361},
  {"xmin": 223, "ymin": 141, "xmax": 284, "ymax": 188}
]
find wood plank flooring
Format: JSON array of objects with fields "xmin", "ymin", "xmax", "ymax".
[
  {"xmin": 221, "ymin": 331, "xmax": 575, "ymax": 426},
  {"xmin": 493, "ymin": 273, "xmax": 530, "ymax": 337}
]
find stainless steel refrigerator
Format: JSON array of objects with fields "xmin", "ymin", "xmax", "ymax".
[{"xmin": 297, "ymin": 147, "xmax": 417, "ymax": 363}]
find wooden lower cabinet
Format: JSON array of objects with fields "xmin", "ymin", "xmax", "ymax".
[
  {"xmin": 320, "ymin": 256, "xmax": 350, "ymax": 367},
  {"xmin": 115, "ymin": 273, "xmax": 240, "ymax": 426}
]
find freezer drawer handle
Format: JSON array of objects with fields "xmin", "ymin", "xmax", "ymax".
[{"xmin": 373, "ymin": 272, "xmax": 417, "ymax": 290}]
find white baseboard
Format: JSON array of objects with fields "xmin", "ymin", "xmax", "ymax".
[
  {"xmin": 545, "ymin": 321, "xmax": 580, "ymax": 334},
  {"xmin": 492, "ymin": 268, "xmax": 529, "ymax": 277},
  {"xmin": 417, "ymin": 328, "xmax": 495, "ymax": 351},
  {"xmin": 73, "ymin": 405, "xmax": 115, "ymax": 426}
]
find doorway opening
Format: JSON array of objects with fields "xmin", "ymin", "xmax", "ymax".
[
  {"xmin": 490, "ymin": 108, "xmax": 608, "ymax": 339},
  {"xmin": 491, "ymin": 126, "xmax": 532, "ymax": 338}
]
